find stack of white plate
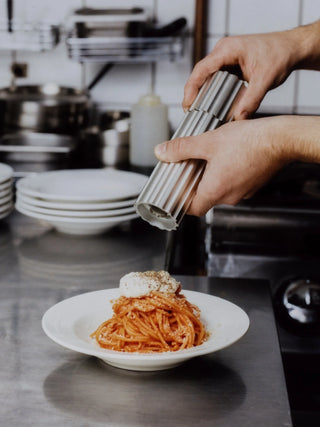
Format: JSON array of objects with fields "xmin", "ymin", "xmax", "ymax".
[
  {"xmin": 15, "ymin": 169, "xmax": 148, "ymax": 235},
  {"xmin": 0, "ymin": 163, "xmax": 14, "ymax": 220}
]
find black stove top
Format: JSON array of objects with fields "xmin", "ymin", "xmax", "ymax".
[
  {"xmin": 239, "ymin": 162, "xmax": 320, "ymax": 210},
  {"xmin": 166, "ymin": 162, "xmax": 320, "ymax": 425},
  {"xmin": 205, "ymin": 162, "xmax": 320, "ymax": 258}
]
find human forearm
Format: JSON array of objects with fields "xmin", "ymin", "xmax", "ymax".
[
  {"xmin": 183, "ymin": 20, "xmax": 320, "ymax": 119},
  {"xmin": 289, "ymin": 20, "xmax": 320, "ymax": 71},
  {"xmin": 155, "ymin": 115, "xmax": 320, "ymax": 215},
  {"xmin": 277, "ymin": 115, "xmax": 320, "ymax": 163}
]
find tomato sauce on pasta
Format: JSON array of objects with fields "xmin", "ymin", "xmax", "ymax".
[{"xmin": 91, "ymin": 290, "xmax": 208, "ymax": 353}]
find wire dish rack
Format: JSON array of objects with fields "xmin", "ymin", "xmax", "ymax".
[
  {"xmin": 0, "ymin": 22, "xmax": 60, "ymax": 52},
  {"xmin": 66, "ymin": 32, "xmax": 185, "ymax": 63}
]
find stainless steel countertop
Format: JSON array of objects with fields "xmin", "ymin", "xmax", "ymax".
[{"xmin": 0, "ymin": 212, "xmax": 292, "ymax": 426}]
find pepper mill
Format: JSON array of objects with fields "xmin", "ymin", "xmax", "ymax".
[{"xmin": 135, "ymin": 71, "xmax": 245, "ymax": 231}]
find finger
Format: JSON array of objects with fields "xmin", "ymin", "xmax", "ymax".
[
  {"xmin": 188, "ymin": 192, "xmax": 214, "ymax": 217},
  {"xmin": 154, "ymin": 133, "xmax": 213, "ymax": 163},
  {"xmin": 188, "ymin": 181, "xmax": 243, "ymax": 216},
  {"xmin": 234, "ymin": 78, "xmax": 269, "ymax": 119},
  {"xmin": 183, "ymin": 59, "xmax": 219, "ymax": 111},
  {"xmin": 243, "ymin": 187, "xmax": 258, "ymax": 199},
  {"xmin": 187, "ymin": 170, "xmax": 226, "ymax": 216},
  {"xmin": 183, "ymin": 41, "xmax": 240, "ymax": 110},
  {"xmin": 186, "ymin": 163, "xmax": 224, "ymax": 216}
]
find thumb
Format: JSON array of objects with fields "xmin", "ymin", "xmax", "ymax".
[
  {"xmin": 234, "ymin": 78, "xmax": 268, "ymax": 120},
  {"xmin": 154, "ymin": 135, "xmax": 210, "ymax": 163}
]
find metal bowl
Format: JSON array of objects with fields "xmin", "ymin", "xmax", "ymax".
[
  {"xmin": 0, "ymin": 132, "xmax": 75, "ymax": 163},
  {"xmin": 0, "ymin": 84, "xmax": 89, "ymax": 134}
]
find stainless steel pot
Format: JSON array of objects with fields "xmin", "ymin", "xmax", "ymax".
[
  {"xmin": 74, "ymin": 111, "xmax": 130, "ymax": 168},
  {"xmin": 0, "ymin": 131, "xmax": 74, "ymax": 162},
  {"xmin": 0, "ymin": 83, "xmax": 89, "ymax": 134}
]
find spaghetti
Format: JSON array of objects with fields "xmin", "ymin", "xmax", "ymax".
[{"xmin": 91, "ymin": 291, "xmax": 208, "ymax": 353}]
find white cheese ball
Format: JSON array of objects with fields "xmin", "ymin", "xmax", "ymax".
[{"xmin": 119, "ymin": 270, "xmax": 181, "ymax": 298}]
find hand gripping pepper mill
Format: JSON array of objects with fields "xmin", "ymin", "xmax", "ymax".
[{"xmin": 135, "ymin": 71, "xmax": 245, "ymax": 231}]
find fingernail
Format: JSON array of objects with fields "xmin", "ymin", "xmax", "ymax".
[
  {"xmin": 239, "ymin": 111, "xmax": 249, "ymax": 120},
  {"xmin": 155, "ymin": 143, "xmax": 166, "ymax": 156}
]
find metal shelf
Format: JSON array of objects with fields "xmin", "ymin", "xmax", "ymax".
[
  {"xmin": 0, "ymin": 22, "xmax": 60, "ymax": 52},
  {"xmin": 66, "ymin": 33, "xmax": 186, "ymax": 63}
]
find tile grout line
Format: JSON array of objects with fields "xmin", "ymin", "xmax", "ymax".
[
  {"xmin": 225, "ymin": 0, "xmax": 230, "ymax": 37},
  {"xmin": 292, "ymin": 0, "xmax": 304, "ymax": 114}
]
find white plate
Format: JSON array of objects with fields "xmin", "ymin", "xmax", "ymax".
[
  {"xmin": 15, "ymin": 201, "xmax": 138, "ymax": 223},
  {"xmin": 42, "ymin": 289, "xmax": 250, "ymax": 371},
  {"xmin": 17, "ymin": 191, "xmax": 136, "ymax": 210},
  {"xmin": 0, "ymin": 188, "xmax": 12, "ymax": 198},
  {"xmin": 0, "ymin": 201, "xmax": 13, "ymax": 213},
  {"xmin": 0, "ymin": 180, "xmax": 12, "ymax": 192},
  {"xmin": 0, "ymin": 194, "xmax": 13, "ymax": 205},
  {"xmin": 17, "ymin": 169, "xmax": 148, "ymax": 202},
  {"xmin": 16, "ymin": 198, "xmax": 136, "ymax": 218},
  {"xmin": 0, "ymin": 206, "xmax": 13, "ymax": 220},
  {"xmin": 15, "ymin": 202, "xmax": 139, "ymax": 235},
  {"xmin": 0, "ymin": 163, "xmax": 13, "ymax": 184}
]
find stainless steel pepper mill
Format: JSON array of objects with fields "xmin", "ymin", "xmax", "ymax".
[{"xmin": 135, "ymin": 71, "xmax": 244, "ymax": 231}]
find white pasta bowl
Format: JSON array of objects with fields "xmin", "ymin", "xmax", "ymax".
[{"xmin": 42, "ymin": 289, "xmax": 250, "ymax": 371}]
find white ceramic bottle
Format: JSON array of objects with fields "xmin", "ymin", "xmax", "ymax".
[{"xmin": 130, "ymin": 93, "xmax": 169, "ymax": 169}]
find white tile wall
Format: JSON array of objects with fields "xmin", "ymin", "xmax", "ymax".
[
  {"xmin": 228, "ymin": 0, "xmax": 300, "ymax": 34},
  {"xmin": 0, "ymin": 0, "xmax": 319, "ymax": 120},
  {"xmin": 301, "ymin": 0, "xmax": 320, "ymax": 25},
  {"xmin": 17, "ymin": 43, "xmax": 83, "ymax": 88},
  {"xmin": 258, "ymin": 73, "xmax": 297, "ymax": 113},
  {"xmin": 0, "ymin": 51, "xmax": 12, "ymax": 88},
  {"xmin": 206, "ymin": 36, "xmax": 222, "ymax": 55},
  {"xmin": 155, "ymin": 37, "xmax": 193, "ymax": 105},
  {"xmin": 156, "ymin": 0, "xmax": 195, "ymax": 30},
  {"xmin": 87, "ymin": 62, "xmax": 152, "ymax": 105},
  {"xmin": 81, "ymin": 0, "xmax": 155, "ymax": 13},
  {"xmin": 297, "ymin": 70, "xmax": 320, "ymax": 112},
  {"xmin": 299, "ymin": 0, "xmax": 320, "ymax": 112},
  {"xmin": 207, "ymin": 0, "xmax": 227, "ymax": 36},
  {"xmin": 0, "ymin": 0, "xmax": 80, "ymax": 24}
]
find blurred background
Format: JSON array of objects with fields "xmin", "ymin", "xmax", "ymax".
[
  {"xmin": 0, "ymin": 0, "xmax": 319, "ymax": 133},
  {"xmin": 1, "ymin": 3, "xmax": 320, "ymax": 425}
]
